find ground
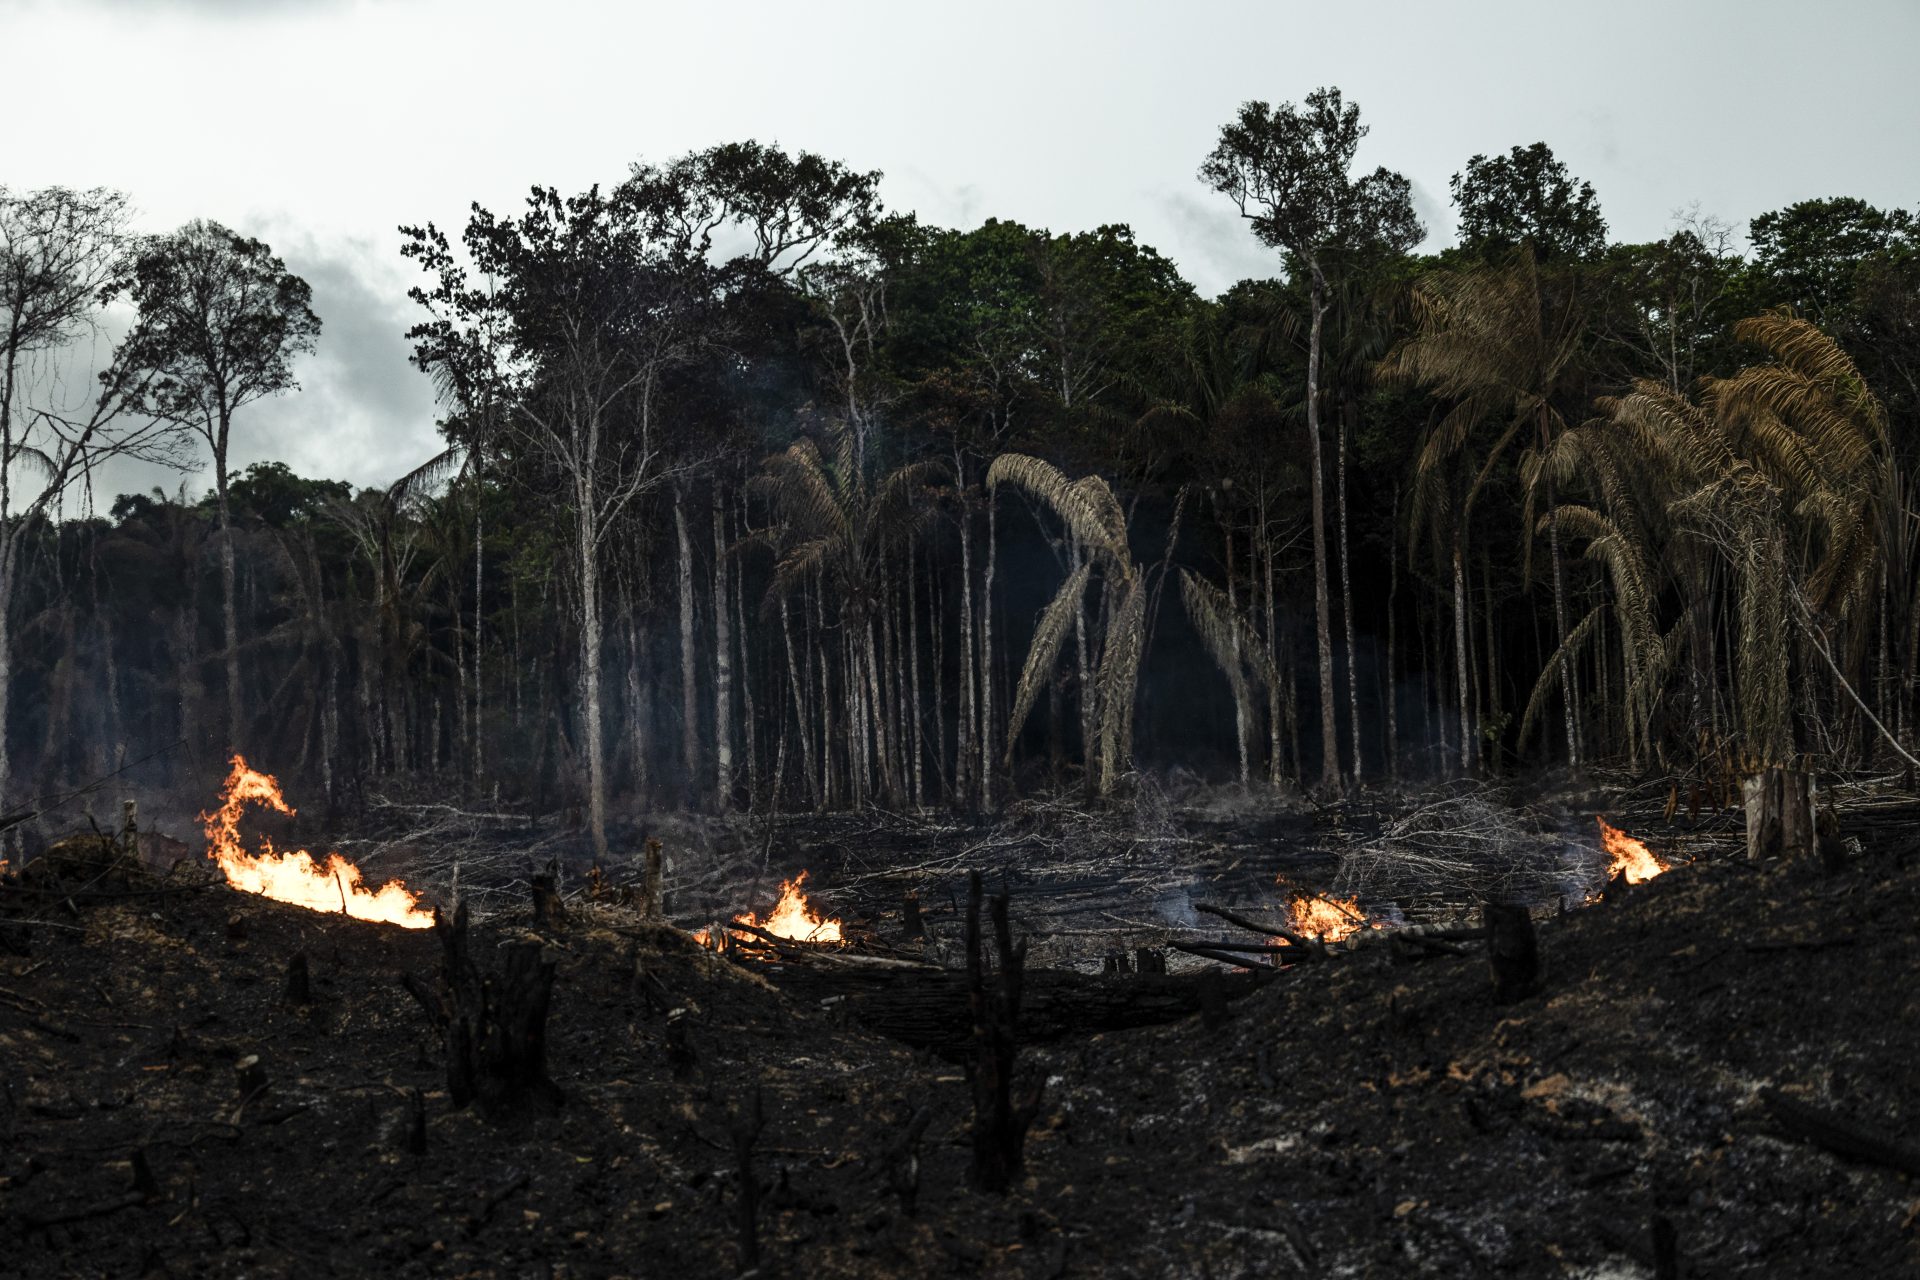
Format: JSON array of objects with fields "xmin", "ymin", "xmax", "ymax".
[{"xmin": 3, "ymin": 786, "xmax": 1918, "ymax": 1277}]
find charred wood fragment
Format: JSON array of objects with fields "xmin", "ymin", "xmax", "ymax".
[
  {"xmin": 884, "ymin": 1105, "xmax": 934, "ymax": 1214},
  {"xmin": 1483, "ymin": 902, "xmax": 1541, "ymax": 1004},
  {"xmin": 640, "ymin": 838, "xmax": 664, "ymax": 919},
  {"xmin": 285, "ymin": 952, "xmax": 311, "ymax": 1005},
  {"xmin": 400, "ymin": 902, "xmax": 563, "ymax": 1115},
  {"xmin": 768, "ymin": 962, "xmax": 1278, "ymax": 1052},
  {"xmin": 530, "ymin": 857, "xmax": 567, "ymax": 928},
  {"xmin": 665, "ymin": 1006, "xmax": 698, "ymax": 1079},
  {"xmin": 404, "ymin": 1087, "xmax": 428, "ymax": 1155},
  {"xmin": 730, "ymin": 1083, "xmax": 766, "ymax": 1270},
  {"xmin": 902, "ymin": 890, "xmax": 926, "ymax": 939},
  {"xmin": 1195, "ymin": 901, "xmax": 1317, "ymax": 953},
  {"xmin": 966, "ymin": 871, "xmax": 1041, "ymax": 1193},
  {"xmin": 1759, "ymin": 1086, "xmax": 1920, "ymax": 1177}
]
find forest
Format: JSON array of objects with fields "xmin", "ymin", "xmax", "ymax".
[
  {"xmin": 6, "ymin": 86, "xmax": 1920, "ymax": 1277},
  {"xmin": 3, "ymin": 95, "xmax": 1918, "ymax": 848}
]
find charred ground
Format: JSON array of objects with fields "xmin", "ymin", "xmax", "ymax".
[{"xmin": 3, "ymin": 790, "xmax": 1919, "ymax": 1278}]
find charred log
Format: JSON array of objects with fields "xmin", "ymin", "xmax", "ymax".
[
  {"xmin": 766, "ymin": 961, "xmax": 1280, "ymax": 1053},
  {"xmin": 401, "ymin": 902, "xmax": 563, "ymax": 1115},
  {"xmin": 966, "ymin": 871, "xmax": 1041, "ymax": 1193}
]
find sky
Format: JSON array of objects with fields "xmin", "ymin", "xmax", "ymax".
[{"xmin": 7, "ymin": 0, "xmax": 1918, "ymax": 508}]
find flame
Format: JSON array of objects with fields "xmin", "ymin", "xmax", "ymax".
[
  {"xmin": 1596, "ymin": 816, "xmax": 1668, "ymax": 885},
  {"xmin": 695, "ymin": 871, "xmax": 844, "ymax": 947},
  {"xmin": 201, "ymin": 755, "xmax": 434, "ymax": 929},
  {"xmin": 1271, "ymin": 876, "xmax": 1372, "ymax": 944}
]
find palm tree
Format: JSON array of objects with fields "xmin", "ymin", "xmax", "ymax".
[
  {"xmin": 1539, "ymin": 313, "xmax": 1895, "ymax": 770},
  {"xmin": 989, "ymin": 453, "xmax": 1146, "ymax": 797},
  {"xmin": 1380, "ymin": 247, "xmax": 1591, "ymax": 772},
  {"xmin": 752, "ymin": 423, "xmax": 940, "ymax": 808}
]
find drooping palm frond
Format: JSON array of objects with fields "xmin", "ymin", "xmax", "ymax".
[
  {"xmin": 1178, "ymin": 568, "xmax": 1277, "ymax": 694},
  {"xmin": 1003, "ymin": 562, "xmax": 1092, "ymax": 762},
  {"xmin": 1516, "ymin": 602, "xmax": 1603, "ymax": 750},
  {"xmin": 985, "ymin": 453, "xmax": 1127, "ymax": 562}
]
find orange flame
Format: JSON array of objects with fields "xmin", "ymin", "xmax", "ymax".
[
  {"xmin": 202, "ymin": 755, "xmax": 434, "ymax": 929},
  {"xmin": 1273, "ymin": 876, "xmax": 1371, "ymax": 944},
  {"xmin": 695, "ymin": 871, "xmax": 844, "ymax": 947},
  {"xmin": 1596, "ymin": 816, "xmax": 1668, "ymax": 885}
]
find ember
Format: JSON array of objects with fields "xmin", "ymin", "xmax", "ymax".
[
  {"xmin": 202, "ymin": 755, "xmax": 434, "ymax": 929},
  {"xmin": 695, "ymin": 871, "xmax": 844, "ymax": 947},
  {"xmin": 1595, "ymin": 816, "xmax": 1668, "ymax": 885}
]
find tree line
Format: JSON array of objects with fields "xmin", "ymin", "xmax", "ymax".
[{"xmin": 3, "ymin": 90, "xmax": 1916, "ymax": 850}]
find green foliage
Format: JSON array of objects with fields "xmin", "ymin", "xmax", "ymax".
[{"xmin": 1450, "ymin": 142, "xmax": 1607, "ymax": 262}]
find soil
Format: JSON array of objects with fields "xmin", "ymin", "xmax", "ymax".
[{"xmin": 4, "ymin": 791, "xmax": 1919, "ymax": 1278}]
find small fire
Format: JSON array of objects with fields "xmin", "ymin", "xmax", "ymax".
[
  {"xmin": 1596, "ymin": 816, "xmax": 1668, "ymax": 885},
  {"xmin": 1275, "ymin": 877, "xmax": 1372, "ymax": 944},
  {"xmin": 202, "ymin": 755, "xmax": 434, "ymax": 929},
  {"xmin": 695, "ymin": 871, "xmax": 844, "ymax": 947}
]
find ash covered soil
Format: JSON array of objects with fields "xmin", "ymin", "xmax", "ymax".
[{"xmin": 4, "ymin": 805, "xmax": 1920, "ymax": 1278}]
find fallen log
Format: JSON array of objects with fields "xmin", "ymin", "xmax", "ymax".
[
  {"xmin": 765, "ymin": 960, "xmax": 1279, "ymax": 1053},
  {"xmin": 1760, "ymin": 1086, "xmax": 1920, "ymax": 1177}
]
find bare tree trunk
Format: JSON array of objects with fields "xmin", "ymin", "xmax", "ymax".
[
  {"xmin": 1258, "ymin": 508, "xmax": 1279, "ymax": 787},
  {"xmin": 980, "ymin": 493, "xmax": 997, "ymax": 813},
  {"xmin": 577, "ymin": 493, "xmax": 610, "ymax": 865},
  {"xmin": 735, "ymin": 541, "xmax": 757, "ymax": 808},
  {"xmin": 1305, "ymin": 272, "xmax": 1340, "ymax": 794},
  {"xmin": 674, "ymin": 486, "xmax": 699, "ymax": 807},
  {"xmin": 1453, "ymin": 540, "xmax": 1474, "ymax": 775},
  {"xmin": 625, "ymin": 608, "xmax": 650, "ymax": 804},
  {"xmin": 907, "ymin": 538, "xmax": 925, "ymax": 808},
  {"xmin": 1075, "ymin": 541, "xmax": 1095, "ymax": 794},
  {"xmin": 1386, "ymin": 490, "xmax": 1400, "ymax": 781},
  {"xmin": 1225, "ymin": 523, "xmax": 1249, "ymax": 787},
  {"xmin": 1547, "ymin": 467, "xmax": 1579, "ymax": 767},
  {"xmin": 712, "ymin": 487, "xmax": 733, "ymax": 812},
  {"xmin": 781, "ymin": 599, "xmax": 817, "ymax": 810},
  {"xmin": 1483, "ymin": 550, "xmax": 1500, "ymax": 776},
  {"xmin": 217, "ymin": 434, "xmax": 242, "ymax": 755},
  {"xmin": 473, "ymin": 502, "xmax": 484, "ymax": 785},
  {"xmin": 1338, "ymin": 399, "xmax": 1361, "ymax": 786},
  {"xmin": 956, "ymin": 483, "xmax": 975, "ymax": 806}
]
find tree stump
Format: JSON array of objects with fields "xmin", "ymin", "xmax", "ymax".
[
  {"xmin": 402, "ymin": 902, "xmax": 563, "ymax": 1115},
  {"xmin": 966, "ymin": 872, "xmax": 1042, "ymax": 1193},
  {"xmin": 530, "ymin": 858, "xmax": 567, "ymax": 927},
  {"xmin": 640, "ymin": 839, "xmax": 664, "ymax": 919},
  {"xmin": 1742, "ymin": 767, "xmax": 1818, "ymax": 867},
  {"xmin": 1483, "ymin": 902, "xmax": 1541, "ymax": 1004}
]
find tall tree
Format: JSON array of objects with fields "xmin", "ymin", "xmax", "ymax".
[
  {"xmin": 111, "ymin": 220, "xmax": 320, "ymax": 755},
  {"xmin": 1200, "ymin": 87, "xmax": 1423, "ymax": 792},
  {"xmin": 0, "ymin": 186, "xmax": 177, "ymax": 812},
  {"xmin": 1450, "ymin": 142, "xmax": 1608, "ymax": 262}
]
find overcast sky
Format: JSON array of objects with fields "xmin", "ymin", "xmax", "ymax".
[{"xmin": 8, "ymin": 0, "xmax": 1917, "ymax": 508}]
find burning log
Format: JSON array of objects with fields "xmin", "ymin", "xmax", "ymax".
[
  {"xmin": 401, "ymin": 902, "xmax": 563, "ymax": 1115},
  {"xmin": 1483, "ymin": 902, "xmax": 1541, "ymax": 1004},
  {"xmin": 965, "ymin": 871, "xmax": 1042, "ymax": 1193},
  {"xmin": 1194, "ymin": 901, "xmax": 1317, "ymax": 953}
]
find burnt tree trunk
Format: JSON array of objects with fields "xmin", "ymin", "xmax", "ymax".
[
  {"xmin": 403, "ymin": 903, "xmax": 563, "ymax": 1115},
  {"xmin": 966, "ymin": 871, "xmax": 1041, "ymax": 1193},
  {"xmin": 1743, "ymin": 767, "xmax": 1819, "ymax": 868}
]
